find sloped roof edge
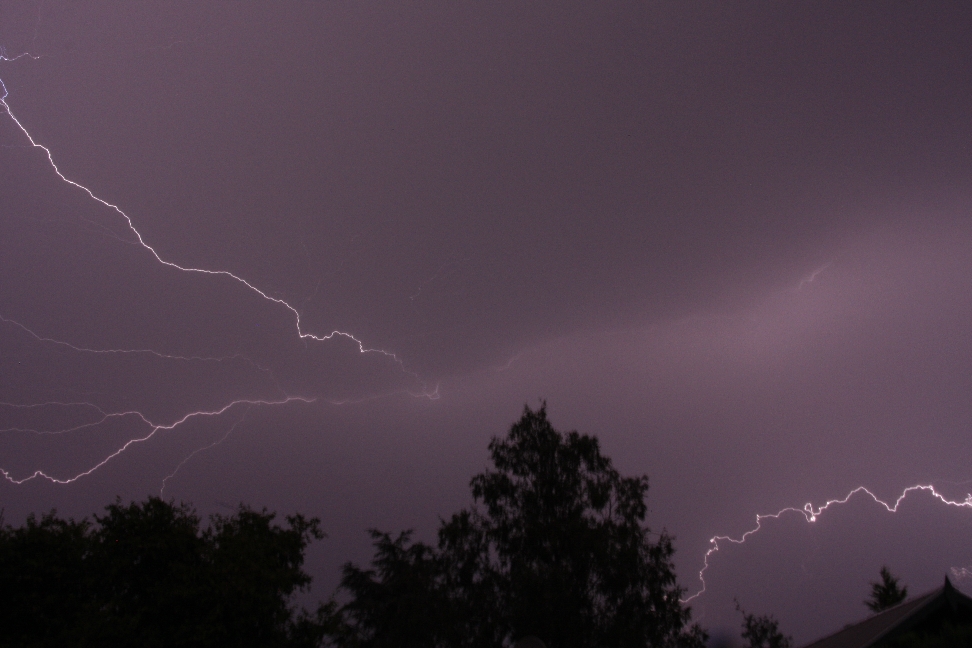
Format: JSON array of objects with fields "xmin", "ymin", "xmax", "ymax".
[
  {"xmin": 800, "ymin": 577, "xmax": 972, "ymax": 648},
  {"xmin": 865, "ymin": 577, "xmax": 962, "ymax": 646}
]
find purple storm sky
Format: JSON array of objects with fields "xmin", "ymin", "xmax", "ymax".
[{"xmin": 2, "ymin": 2, "xmax": 972, "ymax": 644}]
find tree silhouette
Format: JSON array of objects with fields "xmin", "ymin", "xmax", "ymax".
[
  {"xmin": 3, "ymin": 405, "xmax": 708, "ymax": 648},
  {"xmin": 330, "ymin": 403, "xmax": 707, "ymax": 648},
  {"xmin": 330, "ymin": 530, "xmax": 448, "ymax": 647},
  {"xmin": 737, "ymin": 602, "xmax": 792, "ymax": 648},
  {"xmin": 0, "ymin": 511, "xmax": 92, "ymax": 646},
  {"xmin": 0, "ymin": 498, "xmax": 334, "ymax": 647},
  {"xmin": 867, "ymin": 566, "xmax": 909, "ymax": 613}
]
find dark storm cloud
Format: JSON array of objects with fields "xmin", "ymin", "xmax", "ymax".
[{"xmin": 2, "ymin": 1, "xmax": 972, "ymax": 644}]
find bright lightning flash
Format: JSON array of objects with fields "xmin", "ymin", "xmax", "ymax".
[
  {"xmin": 0, "ymin": 61, "xmax": 404, "ymax": 362},
  {"xmin": 682, "ymin": 484, "xmax": 972, "ymax": 603},
  {"xmin": 1, "ymin": 397, "xmax": 314, "ymax": 486},
  {"xmin": 0, "ymin": 48, "xmax": 435, "ymax": 489}
]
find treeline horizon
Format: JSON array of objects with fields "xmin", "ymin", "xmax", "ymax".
[{"xmin": 3, "ymin": 405, "xmax": 787, "ymax": 648}]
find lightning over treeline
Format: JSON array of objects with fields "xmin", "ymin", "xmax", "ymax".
[
  {"xmin": 4, "ymin": 12, "xmax": 972, "ymax": 646},
  {"xmin": 683, "ymin": 484, "xmax": 972, "ymax": 603},
  {"xmin": 0, "ymin": 47, "xmax": 434, "ymax": 488}
]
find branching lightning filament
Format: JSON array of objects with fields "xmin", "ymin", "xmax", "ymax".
[{"xmin": 682, "ymin": 484, "xmax": 972, "ymax": 603}]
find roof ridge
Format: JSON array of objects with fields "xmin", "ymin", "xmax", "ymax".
[
  {"xmin": 798, "ymin": 585, "xmax": 943, "ymax": 648},
  {"xmin": 862, "ymin": 586, "xmax": 944, "ymax": 646}
]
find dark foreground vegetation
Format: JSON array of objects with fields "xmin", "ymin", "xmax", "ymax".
[
  {"xmin": 867, "ymin": 566, "xmax": 908, "ymax": 613},
  {"xmin": 3, "ymin": 405, "xmax": 797, "ymax": 647},
  {"xmin": 326, "ymin": 404, "xmax": 707, "ymax": 648},
  {"xmin": 0, "ymin": 497, "xmax": 331, "ymax": 647}
]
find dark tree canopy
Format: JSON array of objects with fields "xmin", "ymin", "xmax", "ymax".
[
  {"xmin": 0, "ymin": 511, "xmax": 92, "ymax": 647},
  {"xmin": 331, "ymin": 530, "xmax": 449, "ymax": 648},
  {"xmin": 329, "ymin": 404, "xmax": 707, "ymax": 648},
  {"xmin": 3, "ymin": 405, "xmax": 707, "ymax": 648},
  {"xmin": 867, "ymin": 566, "xmax": 909, "ymax": 613},
  {"xmin": 0, "ymin": 497, "xmax": 334, "ymax": 648},
  {"xmin": 737, "ymin": 603, "xmax": 792, "ymax": 648}
]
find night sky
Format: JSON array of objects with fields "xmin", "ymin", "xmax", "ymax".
[{"xmin": 2, "ymin": 2, "xmax": 972, "ymax": 644}]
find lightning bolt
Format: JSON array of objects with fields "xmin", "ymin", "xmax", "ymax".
[
  {"xmin": 1, "ymin": 312, "xmax": 279, "ymax": 373},
  {"xmin": 0, "ymin": 46, "xmax": 437, "ymax": 488},
  {"xmin": 160, "ymin": 406, "xmax": 252, "ymax": 497},
  {"xmin": 681, "ymin": 484, "xmax": 972, "ymax": 603},
  {"xmin": 1, "ymin": 400, "xmax": 115, "ymax": 435},
  {"xmin": 796, "ymin": 262, "xmax": 831, "ymax": 290},
  {"xmin": 951, "ymin": 566, "xmax": 972, "ymax": 581},
  {"xmin": 0, "ymin": 51, "xmax": 410, "ymax": 366},
  {"xmin": 0, "ymin": 396, "xmax": 315, "ymax": 485}
]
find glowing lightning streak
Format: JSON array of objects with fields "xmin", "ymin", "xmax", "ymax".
[
  {"xmin": 160, "ymin": 406, "xmax": 251, "ymax": 496},
  {"xmin": 0, "ymin": 48, "xmax": 440, "ymax": 484},
  {"xmin": 1, "ymin": 313, "xmax": 278, "ymax": 370},
  {"xmin": 0, "ymin": 53, "xmax": 408, "ymax": 366},
  {"xmin": 0, "ymin": 401, "xmax": 112, "ymax": 434},
  {"xmin": 681, "ymin": 484, "xmax": 972, "ymax": 603},
  {"xmin": 952, "ymin": 566, "xmax": 972, "ymax": 580},
  {"xmin": 1, "ymin": 406, "xmax": 113, "ymax": 435},
  {"xmin": 0, "ymin": 396, "xmax": 315, "ymax": 485},
  {"xmin": 796, "ymin": 262, "xmax": 831, "ymax": 290}
]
